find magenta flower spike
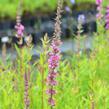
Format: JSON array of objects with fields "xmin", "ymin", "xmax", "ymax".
[
  {"xmin": 105, "ymin": 6, "xmax": 109, "ymax": 30},
  {"xmin": 47, "ymin": 39, "xmax": 62, "ymax": 107},
  {"xmin": 15, "ymin": 0, "xmax": 24, "ymax": 39},
  {"xmin": 96, "ymin": 0, "xmax": 103, "ymax": 20},
  {"xmin": 15, "ymin": 24, "xmax": 24, "ymax": 38},
  {"xmin": 46, "ymin": 0, "xmax": 62, "ymax": 108}
]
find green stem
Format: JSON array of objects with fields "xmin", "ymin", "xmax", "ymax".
[{"xmin": 41, "ymin": 67, "xmax": 44, "ymax": 109}]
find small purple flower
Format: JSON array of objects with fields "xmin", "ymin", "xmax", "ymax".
[
  {"xmin": 46, "ymin": 89, "xmax": 56, "ymax": 95},
  {"xmin": 48, "ymin": 98, "xmax": 55, "ymax": 106},
  {"xmin": 106, "ymin": 24, "xmax": 109, "ymax": 30},
  {"xmin": 48, "ymin": 71, "xmax": 57, "ymax": 78},
  {"xmin": 48, "ymin": 54, "xmax": 60, "ymax": 69},
  {"xmin": 15, "ymin": 24, "xmax": 24, "ymax": 38},
  {"xmin": 105, "ymin": 6, "xmax": 109, "ymax": 30},
  {"xmin": 106, "ymin": 6, "xmax": 109, "ymax": 13},
  {"xmin": 52, "ymin": 45, "xmax": 60, "ymax": 53},
  {"xmin": 96, "ymin": 0, "xmax": 102, "ymax": 5},
  {"xmin": 47, "ymin": 78, "xmax": 58, "ymax": 86},
  {"xmin": 65, "ymin": 6, "xmax": 71, "ymax": 12},
  {"xmin": 96, "ymin": 13, "xmax": 103, "ymax": 20},
  {"xmin": 77, "ymin": 14, "xmax": 86, "ymax": 24},
  {"xmin": 97, "ymin": 5, "xmax": 102, "ymax": 11},
  {"xmin": 70, "ymin": 0, "xmax": 75, "ymax": 4}
]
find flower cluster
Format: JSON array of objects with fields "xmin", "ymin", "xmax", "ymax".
[
  {"xmin": 47, "ymin": 38, "xmax": 62, "ymax": 107},
  {"xmin": 105, "ymin": 6, "xmax": 109, "ymax": 30},
  {"xmin": 15, "ymin": 1, "xmax": 24, "ymax": 39},
  {"xmin": 96, "ymin": 0, "xmax": 103, "ymax": 20},
  {"xmin": 15, "ymin": 23, "xmax": 24, "ymax": 38}
]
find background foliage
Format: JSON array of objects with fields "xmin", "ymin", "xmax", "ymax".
[{"xmin": 0, "ymin": 0, "xmax": 107, "ymax": 19}]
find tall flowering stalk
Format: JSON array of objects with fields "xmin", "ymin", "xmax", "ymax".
[
  {"xmin": 39, "ymin": 34, "xmax": 50, "ymax": 109},
  {"xmin": 15, "ymin": 0, "xmax": 24, "ymax": 46},
  {"xmin": 96, "ymin": 0, "xmax": 103, "ymax": 20},
  {"xmin": 46, "ymin": 0, "xmax": 63, "ymax": 108},
  {"xmin": 76, "ymin": 14, "xmax": 86, "ymax": 55},
  {"xmin": 96, "ymin": 0, "xmax": 104, "ymax": 34},
  {"xmin": 15, "ymin": 0, "xmax": 24, "ymax": 74},
  {"xmin": 105, "ymin": 6, "xmax": 109, "ymax": 30},
  {"xmin": 15, "ymin": 1, "xmax": 30, "ymax": 109}
]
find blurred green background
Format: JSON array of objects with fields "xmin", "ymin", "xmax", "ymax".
[{"xmin": 0, "ymin": 0, "xmax": 107, "ymax": 19}]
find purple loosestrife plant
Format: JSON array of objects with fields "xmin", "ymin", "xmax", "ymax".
[
  {"xmin": 15, "ymin": 1, "xmax": 31, "ymax": 109},
  {"xmin": 15, "ymin": 0, "xmax": 24, "ymax": 47},
  {"xmin": 96, "ymin": 0, "xmax": 103, "ymax": 20},
  {"xmin": 105, "ymin": 6, "xmax": 109, "ymax": 30},
  {"xmin": 15, "ymin": 12, "xmax": 24, "ymax": 42},
  {"xmin": 46, "ymin": 0, "xmax": 63, "ymax": 108},
  {"xmin": 47, "ymin": 33, "xmax": 62, "ymax": 107}
]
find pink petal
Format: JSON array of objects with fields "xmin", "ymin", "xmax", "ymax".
[
  {"xmin": 48, "ymin": 98, "xmax": 55, "ymax": 106},
  {"xmin": 46, "ymin": 89, "xmax": 56, "ymax": 95}
]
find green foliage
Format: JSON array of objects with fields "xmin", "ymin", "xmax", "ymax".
[
  {"xmin": 0, "ymin": 28, "xmax": 109, "ymax": 109},
  {"xmin": 0, "ymin": 0, "xmax": 57, "ymax": 19},
  {"xmin": 1, "ymin": 2, "xmax": 109, "ymax": 107},
  {"xmin": 0, "ymin": 0, "xmax": 107, "ymax": 19}
]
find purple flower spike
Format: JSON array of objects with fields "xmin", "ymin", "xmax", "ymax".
[
  {"xmin": 96, "ymin": 0, "xmax": 103, "ymax": 20},
  {"xmin": 47, "ymin": 32, "xmax": 61, "ymax": 108},
  {"xmin": 15, "ymin": 24, "xmax": 24, "ymax": 38},
  {"xmin": 105, "ymin": 6, "xmax": 109, "ymax": 30},
  {"xmin": 46, "ymin": 0, "xmax": 62, "ymax": 108}
]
